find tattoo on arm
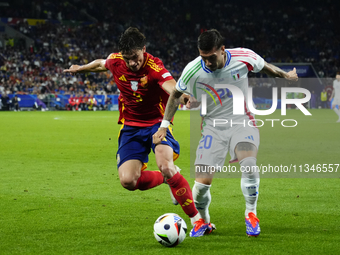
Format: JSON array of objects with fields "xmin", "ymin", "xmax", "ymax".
[
  {"xmin": 163, "ymin": 90, "xmax": 182, "ymax": 121},
  {"xmin": 262, "ymin": 62, "xmax": 287, "ymax": 78}
]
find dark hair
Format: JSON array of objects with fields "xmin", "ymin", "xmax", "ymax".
[
  {"xmin": 118, "ymin": 27, "xmax": 146, "ymax": 54},
  {"xmin": 197, "ymin": 29, "xmax": 224, "ymax": 51}
]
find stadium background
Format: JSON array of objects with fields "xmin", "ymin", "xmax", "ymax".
[
  {"xmin": 1, "ymin": 0, "xmax": 340, "ymax": 110},
  {"xmin": 1, "ymin": 1, "xmax": 340, "ymax": 255}
]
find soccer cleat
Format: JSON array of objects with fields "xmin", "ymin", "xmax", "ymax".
[
  {"xmin": 210, "ymin": 222, "xmax": 216, "ymax": 232},
  {"xmin": 337, "ymin": 118, "xmax": 340, "ymax": 123},
  {"xmin": 245, "ymin": 212, "xmax": 260, "ymax": 237},
  {"xmin": 166, "ymin": 165, "xmax": 182, "ymax": 205},
  {"xmin": 190, "ymin": 218, "xmax": 214, "ymax": 237}
]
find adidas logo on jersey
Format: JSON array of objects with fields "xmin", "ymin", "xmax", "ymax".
[
  {"xmin": 245, "ymin": 135, "xmax": 254, "ymax": 141},
  {"xmin": 119, "ymin": 75, "xmax": 127, "ymax": 81}
]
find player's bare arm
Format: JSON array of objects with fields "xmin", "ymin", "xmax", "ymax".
[
  {"xmin": 161, "ymin": 79, "xmax": 177, "ymax": 94},
  {"xmin": 152, "ymin": 89, "xmax": 183, "ymax": 144},
  {"xmin": 63, "ymin": 59, "xmax": 108, "ymax": 74},
  {"xmin": 261, "ymin": 61, "xmax": 298, "ymax": 81},
  {"xmin": 163, "ymin": 89, "xmax": 183, "ymax": 122},
  {"xmin": 162, "ymin": 79, "xmax": 190, "ymax": 106}
]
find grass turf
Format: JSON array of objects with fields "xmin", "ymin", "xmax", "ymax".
[{"xmin": 0, "ymin": 110, "xmax": 339, "ymax": 254}]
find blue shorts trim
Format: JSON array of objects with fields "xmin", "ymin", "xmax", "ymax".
[{"xmin": 116, "ymin": 123, "xmax": 180, "ymax": 169}]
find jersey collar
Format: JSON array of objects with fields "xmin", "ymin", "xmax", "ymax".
[
  {"xmin": 201, "ymin": 49, "xmax": 231, "ymax": 73},
  {"xmin": 224, "ymin": 50, "xmax": 231, "ymax": 67},
  {"xmin": 142, "ymin": 52, "xmax": 149, "ymax": 68}
]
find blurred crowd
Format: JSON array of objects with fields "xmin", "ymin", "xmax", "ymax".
[{"xmin": 0, "ymin": 0, "xmax": 339, "ymax": 101}]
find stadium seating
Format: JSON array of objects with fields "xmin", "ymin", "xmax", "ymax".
[{"xmin": 0, "ymin": 0, "xmax": 339, "ymax": 110}]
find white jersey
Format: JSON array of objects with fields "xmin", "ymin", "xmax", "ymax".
[
  {"xmin": 333, "ymin": 79, "xmax": 340, "ymax": 99},
  {"xmin": 175, "ymin": 48, "xmax": 265, "ymax": 127}
]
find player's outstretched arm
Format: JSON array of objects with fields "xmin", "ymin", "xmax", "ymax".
[
  {"xmin": 152, "ymin": 89, "xmax": 183, "ymax": 144},
  {"xmin": 63, "ymin": 59, "xmax": 108, "ymax": 74},
  {"xmin": 261, "ymin": 61, "xmax": 298, "ymax": 81}
]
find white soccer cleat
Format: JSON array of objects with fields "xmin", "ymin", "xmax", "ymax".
[{"xmin": 167, "ymin": 165, "xmax": 182, "ymax": 205}]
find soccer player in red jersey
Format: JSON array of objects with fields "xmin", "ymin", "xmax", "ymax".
[
  {"xmin": 67, "ymin": 94, "xmax": 76, "ymax": 111},
  {"xmin": 63, "ymin": 27, "xmax": 207, "ymax": 235}
]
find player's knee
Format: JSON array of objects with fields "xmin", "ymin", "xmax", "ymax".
[{"xmin": 120, "ymin": 177, "xmax": 137, "ymax": 191}]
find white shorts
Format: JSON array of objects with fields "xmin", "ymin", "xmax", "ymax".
[
  {"xmin": 332, "ymin": 97, "xmax": 340, "ymax": 106},
  {"xmin": 195, "ymin": 125, "xmax": 260, "ymax": 167}
]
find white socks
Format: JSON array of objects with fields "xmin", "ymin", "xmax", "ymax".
[
  {"xmin": 333, "ymin": 108, "xmax": 340, "ymax": 118},
  {"xmin": 240, "ymin": 157, "xmax": 260, "ymax": 217},
  {"xmin": 192, "ymin": 157, "xmax": 260, "ymax": 223},
  {"xmin": 190, "ymin": 213, "xmax": 201, "ymax": 226},
  {"xmin": 192, "ymin": 181, "xmax": 211, "ymax": 223}
]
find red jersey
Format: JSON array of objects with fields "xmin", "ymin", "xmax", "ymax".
[
  {"xmin": 83, "ymin": 96, "xmax": 89, "ymax": 104},
  {"xmin": 75, "ymin": 96, "xmax": 82, "ymax": 104},
  {"xmin": 105, "ymin": 52, "xmax": 173, "ymax": 127},
  {"xmin": 68, "ymin": 96, "xmax": 76, "ymax": 104}
]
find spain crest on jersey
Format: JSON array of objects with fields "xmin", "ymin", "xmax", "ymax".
[
  {"xmin": 140, "ymin": 76, "xmax": 148, "ymax": 88},
  {"xmin": 131, "ymin": 81, "xmax": 138, "ymax": 91}
]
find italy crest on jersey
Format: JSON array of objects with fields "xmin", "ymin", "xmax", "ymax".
[
  {"xmin": 231, "ymin": 69, "xmax": 240, "ymax": 80},
  {"xmin": 131, "ymin": 81, "xmax": 138, "ymax": 91}
]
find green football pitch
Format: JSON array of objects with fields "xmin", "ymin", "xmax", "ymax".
[{"xmin": 0, "ymin": 110, "xmax": 339, "ymax": 254}]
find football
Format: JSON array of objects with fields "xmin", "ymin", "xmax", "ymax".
[{"xmin": 153, "ymin": 213, "xmax": 187, "ymax": 247}]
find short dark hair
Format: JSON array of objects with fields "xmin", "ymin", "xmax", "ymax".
[
  {"xmin": 197, "ymin": 29, "xmax": 224, "ymax": 51},
  {"xmin": 118, "ymin": 27, "xmax": 146, "ymax": 54}
]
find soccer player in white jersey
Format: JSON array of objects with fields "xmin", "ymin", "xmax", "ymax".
[
  {"xmin": 153, "ymin": 29, "xmax": 298, "ymax": 237},
  {"xmin": 329, "ymin": 72, "xmax": 340, "ymax": 122}
]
